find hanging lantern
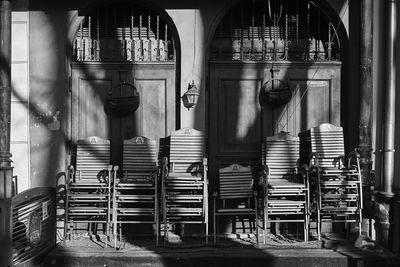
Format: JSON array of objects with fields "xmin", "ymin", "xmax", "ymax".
[{"xmin": 182, "ymin": 81, "xmax": 200, "ymax": 110}]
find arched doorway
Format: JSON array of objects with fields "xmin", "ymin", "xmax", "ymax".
[
  {"xmin": 208, "ymin": 0, "xmax": 347, "ymax": 189},
  {"xmin": 67, "ymin": 1, "xmax": 180, "ymax": 166}
]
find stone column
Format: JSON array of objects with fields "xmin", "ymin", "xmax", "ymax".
[
  {"xmin": 358, "ymin": 0, "xmax": 375, "ymax": 237},
  {"xmin": 0, "ymin": 0, "xmax": 13, "ymax": 266}
]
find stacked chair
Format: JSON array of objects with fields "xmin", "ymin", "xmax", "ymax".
[
  {"xmin": 112, "ymin": 136, "xmax": 159, "ymax": 247},
  {"xmin": 65, "ymin": 136, "xmax": 113, "ymax": 247},
  {"xmin": 261, "ymin": 132, "xmax": 309, "ymax": 242},
  {"xmin": 160, "ymin": 128, "xmax": 208, "ymax": 243},
  {"xmin": 299, "ymin": 123, "xmax": 363, "ymax": 240},
  {"xmin": 213, "ymin": 164, "xmax": 260, "ymax": 243}
]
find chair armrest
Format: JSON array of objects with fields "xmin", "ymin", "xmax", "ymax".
[
  {"xmin": 347, "ymin": 150, "xmax": 360, "ymax": 168},
  {"xmin": 112, "ymin": 165, "xmax": 120, "ymax": 183},
  {"xmin": 308, "ymin": 152, "xmax": 320, "ymax": 171},
  {"xmin": 162, "ymin": 156, "xmax": 169, "ymax": 165},
  {"xmin": 299, "ymin": 163, "xmax": 309, "ymax": 172},
  {"xmin": 252, "ymin": 189, "xmax": 258, "ymax": 197},
  {"xmin": 67, "ymin": 165, "xmax": 75, "ymax": 183},
  {"xmin": 309, "ymin": 152, "xmax": 318, "ymax": 158},
  {"xmin": 67, "ymin": 165, "xmax": 74, "ymax": 173},
  {"xmin": 259, "ymin": 165, "xmax": 269, "ymax": 183},
  {"xmin": 161, "ymin": 156, "xmax": 169, "ymax": 175},
  {"xmin": 348, "ymin": 150, "xmax": 360, "ymax": 159}
]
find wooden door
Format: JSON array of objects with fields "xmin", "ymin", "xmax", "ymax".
[
  {"xmin": 69, "ymin": 62, "xmax": 176, "ymax": 166},
  {"xmin": 209, "ymin": 62, "xmax": 341, "ymax": 189}
]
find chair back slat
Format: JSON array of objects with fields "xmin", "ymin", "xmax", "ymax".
[
  {"xmin": 309, "ymin": 124, "xmax": 345, "ymax": 169},
  {"xmin": 263, "ymin": 132, "xmax": 299, "ymax": 180},
  {"xmin": 219, "ymin": 164, "xmax": 253, "ymax": 199},
  {"xmin": 123, "ymin": 136, "xmax": 157, "ymax": 174},
  {"xmin": 169, "ymin": 128, "xmax": 204, "ymax": 173},
  {"xmin": 75, "ymin": 136, "xmax": 110, "ymax": 182}
]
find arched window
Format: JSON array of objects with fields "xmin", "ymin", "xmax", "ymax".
[
  {"xmin": 73, "ymin": 3, "xmax": 175, "ymax": 62},
  {"xmin": 211, "ymin": 0, "xmax": 340, "ymax": 61}
]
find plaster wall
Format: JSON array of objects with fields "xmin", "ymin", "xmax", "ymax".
[{"xmin": 11, "ymin": 11, "xmax": 30, "ymax": 192}]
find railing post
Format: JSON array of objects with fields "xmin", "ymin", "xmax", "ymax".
[{"xmin": 0, "ymin": 0, "xmax": 13, "ymax": 266}]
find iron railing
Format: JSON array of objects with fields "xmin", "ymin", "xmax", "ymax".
[
  {"xmin": 210, "ymin": 0, "xmax": 339, "ymax": 62},
  {"xmin": 73, "ymin": 4, "xmax": 175, "ymax": 62}
]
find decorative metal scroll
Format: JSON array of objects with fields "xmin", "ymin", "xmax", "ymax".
[
  {"xmin": 211, "ymin": 0, "xmax": 340, "ymax": 62},
  {"xmin": 73, "ymin": 4, "xmax": 175, "ymax": 62}
]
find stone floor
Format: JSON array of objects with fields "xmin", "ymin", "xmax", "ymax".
[{"xmin": 43, "ymin": 232, "xmax": 400, "ymax": 267}]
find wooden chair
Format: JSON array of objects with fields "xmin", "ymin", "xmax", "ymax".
[
  {"xmin": 112, "ymin": 136, "xmax": 159, "ymax": 248},
  {"xmin": 213, "ymin": 164, "xmax": 259, "ymax": 243},
  {"xmin": 160, "ymin": 128, "xmax": 208, "ymax": 243},
  {"xmin": 299, "ymin": 123, "xmax": 363, "ymax": 240},
  {"xmin": 65, "ymin": 136, "xmax": 113, "ymax": 247},
  {"xmin": 262, "ymin": 132, "xmax": 309, "ymax": 242}
]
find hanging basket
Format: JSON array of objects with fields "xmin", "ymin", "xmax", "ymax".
[
  {"xmin": 106, "ymin": 82, "xmax": 140, "ymax": 116},
  {"xmin": 262, "ymin": 78, "xmax": 292, "ymax": 106}
]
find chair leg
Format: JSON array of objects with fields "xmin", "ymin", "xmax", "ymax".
[
  {"xmin": 105, "ymin": 222, "xmax": 108, "ymax": 248},
  {"xmin": 213, "ymin": 215, "xmax": 217, "ymax": 243},
  {"xmin": 316, "ymin": 196, "xmax": 321, "ymax": 240},
  {"xmin": 165, "ymin": 219, "xmax": 169, "ymax": 244},
  {"xmin": 213, "ymin": 199, "xmax": 217, "ymax": 243},
  {"xmin": 114, "ymin": 222, "xmax": 117, "ymax": 249},
  {"xmin": 119, "ymin": 224, "xmax": 122, "ymax": 247},
  {"xmin": 255, "ymin": 214, "xmax": 259, "ymax": 245},
  {"xmin": 317, "ymin": 210, "xmax": 321, "ymax": 240},
  {"xmin": 205, "ymin": 222, "xmax": 208, "ymax": 244},
  {"xmin": 263, "ymin": 206, "xmax": 267, "ymax": 244}
]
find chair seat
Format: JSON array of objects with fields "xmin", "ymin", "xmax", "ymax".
[
  {"xmin": 68, "ymin": 193, "xmax": 109, "ymax": 199},
  {"xmin": 68, "ymin": 208, "xmax": 107, "ymax": 214},
  {"xmin": 166, "ymin": 194, "xmax": 204, "ymax": 202},
  {"xmin": 322, "ymin": 193, "xmax": 359, "ymax": 200},
  {"xmin": 116, "ymin": 208, "xmax": 154, "ymax": 214},
  {"xmin": 267, "ymin": 199, "xmax": 306, "ymax": 206},
  {"xmin": 321, "ymin": 180, "xmax": 359, "ymax": 187},
  {"xmin": 166, "ymin": 175, "xmax": 203, "ymax": 181},
  {"xmin": 116, "ymin": 195, "xmax": 155, "ymax": 201},
  {"xmin": 167, "ymin": 207, "xmax": 203, "ymax": 214},
  {"xmin": 216, "ymin": 208, "xmax": 256, "ymax": 213},
  {"xmin": 116, "ymin": 182, "xmax": 154, "ymax": 188}
]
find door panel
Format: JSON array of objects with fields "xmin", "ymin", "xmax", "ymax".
[
  {"xmin": 75, "ymin": 79, "xmax": 111, "ymax": 140},
  {"xmin": 209, "ymin": 62, "xmax": 341, "ymax": 191},
  {"xmin": 218, "ymin": 79, "xmax": 262, "ymax": 155},
  {"xmin": 275, "ymin": 79, "xmax": 332, "ymax": 135},
  {"xmin": 70, "ymin": 63, "xmax": 175, "ymax": 166},
  {"xmin": 135, "ymin": 79, "xmax": 167, "ymax": 142}
]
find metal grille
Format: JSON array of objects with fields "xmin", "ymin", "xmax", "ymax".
[
  {"xmin": 12, "ymin": 187, "xmax": 55, "ymax": 265},
  {"xmin": 211, "ymin": 0, "xmax": 339, "ymax": 61},
  {"xmin": 73, "ymin": 4, "xmax": 175, "ymax": 62}
]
